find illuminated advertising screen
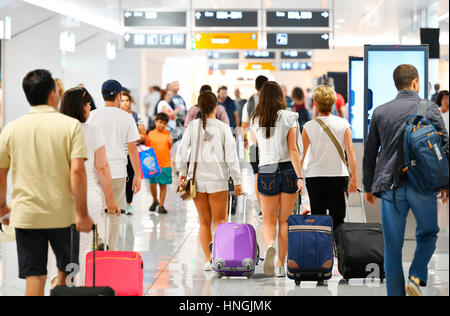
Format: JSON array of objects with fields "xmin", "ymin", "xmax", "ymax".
[{"xmin": 348, "ymin": 57, "xmax": 364, "ymax": 141}]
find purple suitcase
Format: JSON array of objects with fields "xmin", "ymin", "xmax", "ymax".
[{"xmin": 212, "ymin": 193, "xmax": 259, "ymax": 279}]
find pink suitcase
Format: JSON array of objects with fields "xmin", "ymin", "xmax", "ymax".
[{"xmin": 85, "ymin": 211, "xmax": 144, "ymax": 296}]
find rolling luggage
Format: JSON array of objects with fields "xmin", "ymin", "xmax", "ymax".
[
  {"xmin": 50, "ymin": 224, "xmax": 116, "ymax": 296},
  {"xmin": 287, "ymin": 194, "xmax": 334, "ymax": 286},
  {"xmin": 85, "ymin": 210, "xmax": 144, "ymax": 296},
  {"xmin": 212, "ymin": 193, "xmax": 259, "ymax": 279},
  {"xmin": 335, "ymin": 189, "xmax": 385, "ymax": 283}
]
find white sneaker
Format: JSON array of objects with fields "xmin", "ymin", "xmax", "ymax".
[
  {"xmin": 204, "ymin": 262, "xmax": 212, "ymax": 271},
  {"xmin": 263, "ymin": 244, "xmax": 276, "ymax": 276},
  {"xmin": 275, "ymin": 266, "xmax": 286, "ymax": 278}
]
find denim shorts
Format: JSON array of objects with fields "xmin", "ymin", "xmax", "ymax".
[{"xmin": 257, "ymin": 162, "xmax": 298, "ymax": 196}]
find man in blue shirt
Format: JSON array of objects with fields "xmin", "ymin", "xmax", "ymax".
[
  {"xmin": 217, "ymin": 86, "xmax": 239, "ymax": 132},
  {"xmin": 168, "ymin": 81, "xmax": 187, "ymax": 128}
]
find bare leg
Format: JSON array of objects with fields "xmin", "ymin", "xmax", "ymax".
[
  {"xmin": 159, "ymin": 184, "xmax": 167, "ymax": 207},
  {"xmin": 260, "ymin": 194, "xmax": 281, "ymax": 247},
  {"xmin": 208, "ymin": 191, "xmax": 228, "ymax": 233},
  {"xmin": 277, "ymin": 193, "xmax": 297, "ymax": 266},
  {"xmin": 193, "ymin": 193, "xmax": 213, "ymax": 263},
  {"xmin": 25, "ymin": 276, "xmax": 47, "ymax": 296},
  {"xmin": 150, "ymin": 183, "xmax": 158, "ymax": 203}
]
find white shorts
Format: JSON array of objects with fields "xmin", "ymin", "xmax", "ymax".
[{"xmin": 196, "ymin": 180, "xmax": 229, "ymax": 194}]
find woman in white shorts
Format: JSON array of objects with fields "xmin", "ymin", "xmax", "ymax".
[{"xmin": 176, "ymin": 91, "xmax": 242, "ymax": 271}]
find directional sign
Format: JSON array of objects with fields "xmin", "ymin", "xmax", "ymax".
[
  {"xmin": 245, "ymin": 62, "xmax": 276, "ymax": 71},
  {"xmin": 209, "ymin": 63, "xmax": 239, "ymax": 70},
  {"xmin": 124, "ymin": 11, "xmax": 187, "ymax": 27},
  {"xmin": 244, "ymin": 51, "xmax": 275, "ymax": 59},
  {"xmin": 267, "ymin": 33, "xmax": 329, "ymax": 49},
  {"xmin": 280, "ymin": 62, "xmax": 313, "ymax": 71},
  {"xmin": 124, "ymin": 33, "xmax": 186, "ymax": 49},
  {"xmin": 195, "ymin": 10, "xmax": 258, "ymax": 27},
  {"xmin": 208, "ymin": 52, "xmax": 240, "ymax": 59},
  {"xmin": 267, "ymin": 10, "xmax": 330, "ymax": 27},
  {"xmin": 281, "ymin": 51, "xmax": 313, "ymax": 59},
  {"xmin": 194, "ymin": 33, "xmax": 259, "ymax": 50}
]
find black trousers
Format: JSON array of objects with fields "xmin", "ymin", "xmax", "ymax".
[
  {"xmin": 305, "ymin": 177, "xmax": 348, "ymax": 232},
  {"xmin": 126, "ymin": 156, "xmax": 135, "ymax": 204}
]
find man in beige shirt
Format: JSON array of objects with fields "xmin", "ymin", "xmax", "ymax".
[{"xmin": 0, "ymin": 69, "xmax": 93, "ymax": 296}]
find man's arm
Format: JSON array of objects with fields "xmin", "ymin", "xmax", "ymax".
[
  {"xmin": 0, "ymin": 168, "xmax": 10, "ymax": 225},
  {"xmin": 428, "ymin": 102, "xmax": 449, "ymax": 156},
  {"xmin": 363, "ymin": 115, "xmax": 381, "ymax": 204},
  {"xmin": 70, "ymin": 158, "xmax": 92, "ymax": 232},
  {"xmin": 127, "ymin": 142, "xmax": 142, "ymax": 194}
]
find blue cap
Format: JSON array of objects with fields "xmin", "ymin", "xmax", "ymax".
[{"xmin": 102, "ymin": 79, "xmax": 126, "ymax": 97}]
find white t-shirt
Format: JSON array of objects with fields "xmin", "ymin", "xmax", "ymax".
[
  {"xmin": 87, "ymin": 107, "xmax": 140, "ymax": 179},
  {"xmin": 81, "ymin": 123, "xmax": 106, "ymax": 186},
  {"xmin": 441, "ymin": 110, "xmax": 449, "ymax": 134},
  {"xmin": 250, "ymin": 110, "xmax": 302, "ymax": 167},
  {"xmin": 302, "ymin": 115, "xmax": 351, "ymax": 178}
]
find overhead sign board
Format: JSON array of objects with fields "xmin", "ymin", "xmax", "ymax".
[
  {"xmin": 124, "ymin": 33, "xmax": 186, "ymax": 49},
  {"xmin": 195, "ymin": 10, "xmax": 258, "ymax": 27},
  {"xmin": 245, "ymin": 62, "xmax": 276, "ymax": 71},
  {"xmin": 194, "ymin": 32, "xmax": 259, "ymax": 50},
  {"xmin": 280, "ymin": 61, "xmax": 312, "ymax": 71},
  {"xmin": 244, "ymin": 51, "xmax": 275, "ymax": 59},
  {"xmin": 208, "ymin": 52, "xmax": 240, "ymax": 59},
  {"xmin": 267, "ymin": 32, "xmax": 329, "ymax": 49},
  {"xmin": 209, "ymin": 63, "xmax": 239, "ymax": 70},
  {"xmin": 124, "ymin": 11, "xmax": 187, "ymax": 27},
  {"xmin": 266, "ymin": 10, "xmax": 330, "ymax": 27},
  {"xmin": 281, "ymin": 51, "xmax": 313, "ymax": 59}
]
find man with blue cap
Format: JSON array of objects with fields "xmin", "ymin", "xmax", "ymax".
[{"xmin": 87, "ymin": 79, "xmax": 141, "ymax": 250}]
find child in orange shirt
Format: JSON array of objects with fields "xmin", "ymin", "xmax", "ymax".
[{"xmin": 147, "ymin": 113, "xmax": 173, "ymax": 214}]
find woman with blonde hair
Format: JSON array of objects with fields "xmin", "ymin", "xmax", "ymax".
[{"xmin": 301, "ymin": 85, "xmax": 358, "ymax": 233}]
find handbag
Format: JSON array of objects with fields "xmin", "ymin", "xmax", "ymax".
[
  {"xmin": 138, "ymin": 146, "xmax": 162, "ymax": 179},
  {"xmin": 177, "ymin": 119, "xmax": 202, "ymax": 201},
  {"xmin": 315, "ymin": 118, "xmax": 352, "ymax": 181}
]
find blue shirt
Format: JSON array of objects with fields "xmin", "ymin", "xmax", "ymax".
[{"xmin": 218, "ymin": 97, "xmax": 238, "ymax": 128}]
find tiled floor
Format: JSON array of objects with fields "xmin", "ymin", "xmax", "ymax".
[{"xmin": 0, "ymin": 164, "xmax": 448, "ymax": 296}]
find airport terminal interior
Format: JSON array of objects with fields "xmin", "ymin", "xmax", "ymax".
[{"xmin": 0, "ymin": 0, "xmax": 449, "ymax": 297}]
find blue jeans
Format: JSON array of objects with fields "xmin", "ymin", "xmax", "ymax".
[{"xmin": 381, "ymin": 183, "xmax": 439, "ymax": 296}]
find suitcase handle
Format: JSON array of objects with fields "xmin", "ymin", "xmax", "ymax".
[
  {"xmin": 103, "ymin": 209, "xmax": 126, "ymax": 250},
  {"xmin": 70, "ymin": 224, "xmax": 97, "ymax": 287},
  {"xmin": 228, "ymin": 193, "xmax": 248, "ymax": 223},
  {"xmin": 294, "ymin": 192, "xmax": 302, "ymax": 215},
  {"xmin": 344, "ymin": 189, "xmax": 367, "ymax": 223}
]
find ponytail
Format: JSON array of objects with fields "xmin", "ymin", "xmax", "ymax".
[{"xmin": 198, "ymin": 91, "xmax": 217, "ymax": 131}]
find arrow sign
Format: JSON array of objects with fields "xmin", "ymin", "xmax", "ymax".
[
  {"xmin": 124, "ymin": 33, "xmax": 131, "ymax": 42},
  {"xmin": 321, "ymin": 11, "xmax": 329, "ymax": 19},
  {"xmin": 124, "ymin": 11, "xmax": 132, "ymax": 18},
  {"xmin": 321, "ymin": 33, "xmax": 329, "ymax": 40},
  {"xmin": 195, "ymin": 12, "xmax": 202, "ymax": 20}
]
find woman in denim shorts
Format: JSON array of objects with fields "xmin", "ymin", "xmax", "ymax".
[{"xmin": 249, "ymin": 81, "xmax": 304, "ymax": 278}]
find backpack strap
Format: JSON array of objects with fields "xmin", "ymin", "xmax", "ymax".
[{"xmin": 417, "ymin": 100, "xmax": 428, "ymax": 118}]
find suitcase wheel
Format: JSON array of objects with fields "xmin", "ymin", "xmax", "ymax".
[
  {"xmin": 295, "ymin": 279, "xmax": 301, "ymax": 286},
  {"xmin": 217, "ymin": 273, "xmax": 224, "ymax": 279},
  {"xmin": 317, "ymin": 279, "xmax": 325, "ymax": 286},
  {"xmin": 216, "ymin": 263, "xmax": 222, "ymax": 270}
]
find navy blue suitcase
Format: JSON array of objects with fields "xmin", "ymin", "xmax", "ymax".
[{"xmin": 287, "ymin": 195, "xmax": 334, "ymax": 286}]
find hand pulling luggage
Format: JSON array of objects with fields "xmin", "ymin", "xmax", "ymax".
[
  {"xmin": 335, "ymin": 189, "xmax": 385, "ymax": 283},
  {"xmin": 50, "ymin": 224, "xmax": 116, "ymax": 296},
  {"xmin": 287, "ymin": 194, "xmax": 334, "ymax": 286},
  {"xmin": 85, "ymin": 210, "xmax": 144, "ymax": 296},
  {"xmin": 212, "ymin": 193, "xmax": 260, "ymax": 279}
]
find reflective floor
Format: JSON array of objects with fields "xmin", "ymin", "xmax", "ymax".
[{"xmin": 0, "ymin": 163, "xmax": 448, "ymax": 296}]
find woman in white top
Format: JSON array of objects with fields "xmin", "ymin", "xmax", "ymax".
[
  {"xmin": 157, "ymin": 89, "xmax": 178, "ymax": 130},
  {"xmin": 301, "ymin": 86, "xmax": 358, "ymax": 233},
  {"xmin": 176, "ymin": 91, "xmax": 242, "ymax": 271},
  {"xmin": 249, "ymin": 81, "xmax": 304, "ymax": 278},
  {"xmin": 60, "ymin": 87, "xmax": 120, "ymax": 284}
]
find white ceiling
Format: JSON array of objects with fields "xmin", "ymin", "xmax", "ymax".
[{"xmin": 3, "ymin": 0, "xmax": 449, "ymax": 49}]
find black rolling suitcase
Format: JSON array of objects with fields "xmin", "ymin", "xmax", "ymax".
[
  {"xmin": 335, "ymin": 189, "xmax": 385, "ymax": 283},
  {"xmin": 50, "ymin": 224, "xmax": 116, "ymax": 296}
]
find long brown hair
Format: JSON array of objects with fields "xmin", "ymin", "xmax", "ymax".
[
  {"xmin": 198, "ymin": 91, "xmax": 217, "ymax": 130},
  {"xmin": 60, "ymin": 87, "xmax": 93, "ymax": 123},
  {"xmin": 250, "ymin": 81, "xmax": 286, "ymax": 138}
]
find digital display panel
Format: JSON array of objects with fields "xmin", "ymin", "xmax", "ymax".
[
  {"xmin": 348, "ymin": 57, "xmax": 364, "ymax": 141},
  {"xmin": 267, "ymin": 10, "xmax": 330, "ymax": 27},
  {"xmin": 281, "ymin": 51, "xmax": 313, "ymax": 59},
  {"xmin": 280, "ymin": 62, "xmax": 312, "ymax": 71},
  {"xmin": 364, "ymin": 45, "xmax": 428, "ymax": 140},
  {"xmin": 124, "ymin": 33, "xmax": 186, "ymax": 49},
  {"xmin": 208, "ymin": 52, "xmax": 240, "ymax": 59},
  {"xmin": 244, "ymin": 51, "xmax": 275, "ymax": 59},
  {"xmin": 267, "ymin": 33, "xmax": 329, "ymax": 49},
  {"xmin": 124, "ymin": 11, "xmax": 187, "ymax": 27},
  {"xmin": 195, "ymin": 10, "xmax": 258, "ymax": 27}
]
